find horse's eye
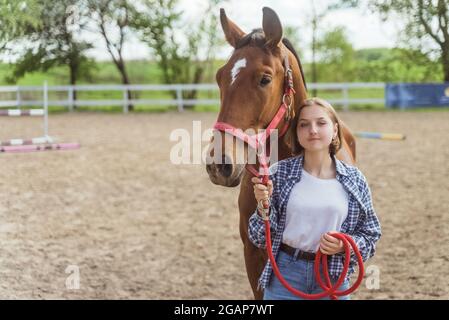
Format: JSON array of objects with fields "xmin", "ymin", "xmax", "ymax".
[{"xmin": 260, "ymin": 75, "xmax": 272, "ymax": 87}]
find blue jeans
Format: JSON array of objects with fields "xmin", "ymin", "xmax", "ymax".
[{"xmin": 263, "ymin": 250, "xmax": 351, "ymax": 300}]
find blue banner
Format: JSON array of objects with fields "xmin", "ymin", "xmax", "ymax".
[{"xmin": 386, "ymin": 83, "xmax": 449, "ymax": 108}]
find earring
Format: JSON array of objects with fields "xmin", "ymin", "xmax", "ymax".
[{"xmin": 332, "ymin": 136, "xmax": 339, "ymax": 148}]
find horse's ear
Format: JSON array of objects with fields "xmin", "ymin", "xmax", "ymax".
[
  {"xmin": 262, "ymin": 7, "xmax": 283, "ymax": 50},
  {"xmin": 220, "ymin": 8, "xmax": 245, "ymax": 48}
]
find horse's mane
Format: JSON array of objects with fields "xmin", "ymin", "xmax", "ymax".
[{"xmin": 236, "ymin": 29, "xmax": 307, "ymax": 90}]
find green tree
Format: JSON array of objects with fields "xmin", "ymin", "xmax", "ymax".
[
  {"xmin": 304, "ymin": 0, "xmax": 357, "ymax": 92},
  {"xmin": 315, "ymin": 27, "xmax": 356, "ymax": 82},
  {"xmin": 86, "ymin": 0, "xmax": 138, "ymax": 110},
  {"xmin": 133, "ymin": 0, "xmax": 225, "ymax": 105},
  {"xmin": 354, "ymin": 47, "xmax": 441, "ymax": 82},
  {"xmin": 5, "ymin": 0, "xmax": 94, "ymax": 91},
  {"xmin": 340, "ymin": 0, "xmax": 449, "ymax": 81},
  {"xmin": 0, "ymin": 0, "xmax": 41, "ymax": 52}
]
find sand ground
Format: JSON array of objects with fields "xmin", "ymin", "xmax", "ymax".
[{"xmin": 0, "ymin": 111, "xmax": 448, "ymax": 299}]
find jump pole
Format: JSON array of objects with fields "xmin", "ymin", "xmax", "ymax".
[
  {"xmin": 354, "ymin": 131, "xmax": 406, "ymax": 140},
  {"xmin": 0, "ymin": 143, "xmax": 80, "ymax": 153}
]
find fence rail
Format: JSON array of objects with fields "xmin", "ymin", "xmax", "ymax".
[{"xmin": 0, "ymin": 83, "xmax": 385, "ymax": 113}]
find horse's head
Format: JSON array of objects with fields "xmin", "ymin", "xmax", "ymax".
[{"xmin": 206, "ymin": 7, "xmax": 307, "ymax": 187}]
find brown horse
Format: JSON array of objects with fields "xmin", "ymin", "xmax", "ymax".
[{"xmin": 205, "ymin": 7, "xmax": 356, "ymax": 300}]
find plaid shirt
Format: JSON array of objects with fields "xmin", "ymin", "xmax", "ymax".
[{"xmin": 248, "ymin": 155, "xmax": 382, "ymax": 290}]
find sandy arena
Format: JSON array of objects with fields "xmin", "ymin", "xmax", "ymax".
[{"xmin": 0, "ymin": 110, "xmax": 448, "ymax": 299}]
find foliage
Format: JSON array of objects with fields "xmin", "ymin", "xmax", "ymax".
[
  {"xmin": 314, "ymin": 27, "xmax": 356, "ymax": 82},
  {"xmin": 132, "ymin": 0, "xmax": 226, "ymax": 100},
  {"xmin": 337, "ymin": 0, "xmax": 449, "ymax": 81},
  {"xmin": 3, "ymin": 0, "xmax": 94, "ymax": 85},
  {"xmin": 0, "ymin": 0, "xmax": 41, "ymax": 51}
]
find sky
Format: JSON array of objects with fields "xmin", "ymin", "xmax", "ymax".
[{"xmin": 85, "ymin": 0, "xmax": 400, "ymax": 62}]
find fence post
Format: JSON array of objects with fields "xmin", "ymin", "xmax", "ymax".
[
  {"xmin": 176, "ymin": 87, "xmax": 183, "ymax": 112},
  {"xmin": 43, "ymin": 81, "xmax": 49, "ymax": 138},
  {"xmin": 68, "ymin": 86, "xmax": 74, "ymax": 112},
  {"xmin": 342, "ymin": 85, "xmax": 349, "ymax": 111},
  {"xmin": 123, "ymin": 86, "xmax": 129, "ymax": 114},
  {"xmin": 16, "ymin": 86, "xmax": 21, "ymax": 109}
]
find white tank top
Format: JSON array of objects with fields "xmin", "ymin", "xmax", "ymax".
[{"xmin": 282, "ymin": 169, "xmax": 349, "ymax": 252}]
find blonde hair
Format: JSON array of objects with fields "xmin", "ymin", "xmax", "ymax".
[{"xmin": 288, "ymin": 98, "xmax": 343, "ymax": 156}]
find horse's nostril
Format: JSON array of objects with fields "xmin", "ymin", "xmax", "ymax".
[
  {"xmin": 218, "ymin": 163, "xmax": 233, "ymax": 178},
  {"xmin": 206, "ymin": 163, "xmax": 216, "ymax": 176},
  {"xmin": 206, "ymin": 155, "xmax": 233, "ymax": 178},
  {"xmin": 216, "ymin": 155, "xmax": 233, "ymax": 177}
]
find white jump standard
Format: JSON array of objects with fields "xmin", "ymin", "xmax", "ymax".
[{"xmin": 0, "ymin": 81, "xmax": 80, "ymax": 153}]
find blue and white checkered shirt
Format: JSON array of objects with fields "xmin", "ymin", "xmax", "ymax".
[{"xmin": 248, "ymin": 155, "xmax": 382, "ymax": 290}]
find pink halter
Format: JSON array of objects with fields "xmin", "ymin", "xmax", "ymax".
[{"xmin": 213, "ymin": 54, "xmax": 296, "ymax": 184}]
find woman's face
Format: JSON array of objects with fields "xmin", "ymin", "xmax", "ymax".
[{"xmin": 296, "ymin": 105, "xmax": 338, "ymax": 154}]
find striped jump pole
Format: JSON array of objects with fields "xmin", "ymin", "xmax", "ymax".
[
  {"xmin": 0, "ymin": 136, "xmax": 52, "ymax": 147},
  {"xmin": 0, "ymin": 143, "xmax": 80, "ymax": 153},
  {"xmin": 0, "ymin": 109, "xmax": 45, "ymax": 116},
  {"xmin": 354, "ymin": 131, "xmax": 406, "ymax": 140}
]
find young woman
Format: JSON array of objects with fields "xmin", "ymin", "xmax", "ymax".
[{"xmin": 249, "ymin": 98, "xmax": 381, "ymax": 300}]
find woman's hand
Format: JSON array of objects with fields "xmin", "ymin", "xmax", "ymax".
[
  {"xmin": 251, "ymin": 177, "xmax": 273, "ymax": 211},
  {"xmin": 319, "ymin": 232, "xmax": 345, "ymax": 255}
]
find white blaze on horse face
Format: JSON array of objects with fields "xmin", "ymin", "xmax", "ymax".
[{"xmin": 230, "ymin": 58, "xmax": 247, "ymax": 85}]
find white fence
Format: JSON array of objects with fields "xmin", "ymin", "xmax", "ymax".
[{"xmin": 0, "ymin": 82, "xmax": 385, "ymax": 113}]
